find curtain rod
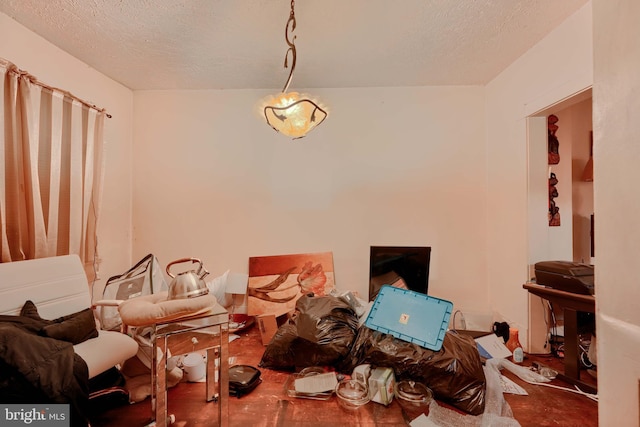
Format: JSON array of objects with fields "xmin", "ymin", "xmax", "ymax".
[{"xmin": 4, "ymin": 60, "xmax": 112, "ymax": 118}]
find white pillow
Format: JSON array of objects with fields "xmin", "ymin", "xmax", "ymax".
[{"xmin": 118, "ymin": 291, "xmax": 220, "ymax": 326}]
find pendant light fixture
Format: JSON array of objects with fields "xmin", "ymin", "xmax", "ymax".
[{"xmin": 261, "ymin": 0, "xmax": 327, "ymax": 139}]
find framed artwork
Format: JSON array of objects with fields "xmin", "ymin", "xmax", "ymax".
[
  {"xmin": 247, "ymin": 252, "xmax": 335, "ymax": 316},
  {"xmin": 547, "ymin": 114, "xmax": 561, "ymax": 226},
  {"xmin": 549, "ymin": 172, "xmax": 560, "ymax": 226},
  {"xmin": 548, "ymin": 114, "xmax": 560, "ymax": 165}
]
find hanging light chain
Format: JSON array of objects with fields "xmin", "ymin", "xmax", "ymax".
[{"xmin": 282, "ymin": 0, "xmax": 297, "ymax": 93}]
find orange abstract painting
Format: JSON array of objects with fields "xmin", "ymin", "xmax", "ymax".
[{"xmin": 247, "ymin": 252, "xmax": 335, "ymax": 316}]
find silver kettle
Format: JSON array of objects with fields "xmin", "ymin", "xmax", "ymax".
[{"xmin": 166, "ymin": 258, "xmax": 210, "ymax": 300}]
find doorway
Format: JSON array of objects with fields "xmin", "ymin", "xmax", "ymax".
[
  {"xmin": 526, "ymin": 88, "xmax": 593, "ymax": 354},
  {"xmin": 527, "ymin": 88, "xmax": 593, "ymax": 270}
]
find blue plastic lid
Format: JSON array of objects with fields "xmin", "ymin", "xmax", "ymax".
[{"xmin": 364, "ymin": 285, "xmax": 452, "ymax": 351}]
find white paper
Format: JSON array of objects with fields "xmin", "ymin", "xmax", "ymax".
[
  {"xmin": 294, "ymin": 372, "xmax": 338, "ymax": 394},
  {"xmin": 225, "ymin": 272, "xmax": 249, "ymax": 294},
  {"xmin": 500, "ymin": 374, "xmax": 528, "ymax": 395},
  {"xmin": 475, "ymin": 333, "xmax": 513, "ymax": 359}
]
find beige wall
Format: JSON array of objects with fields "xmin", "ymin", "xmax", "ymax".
[
  {"xmin": 593, "ymin": 0, "xmax": 640, "ymax": 424},
  {"xmin": 562, "ymin": 98, "xmax": 594, "ymax": 264},
  {"xmin": 132, "ymin": 87, "xmax": 490, "ymax": 314},
  {"xmin": 533, "ymin": 104, "xmax": 576, "ymax": 262},
  {"xmin": 0, "ymin": 13, "xmax": 134, "ymax": 300},
  {"xmin": 485, "ymin": 3, "xmax": 593, "ymax": 338}
]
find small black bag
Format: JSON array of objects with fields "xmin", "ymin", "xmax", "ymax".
[{"xmin": 229, "ymin": 365, "xmax": 261, "ymax": 397}]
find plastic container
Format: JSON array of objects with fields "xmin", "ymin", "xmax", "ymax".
[
  {"xmin": 506, "ymin": 328, "xmax": 524, "ymax": 363},
  {"xmin": 182, "ymin": 352, "xmax": 205, "ymax": 382},
  {"xmin": 368, "ymin": 367, "xmax": 395, "ymax": 405},
  {"xmin": 285, "ymin": 367, "xmax": 334, "ymax": 400},
  {"xmin": 364, "ymin": 285, "xmax": 453, "ymax": 351},
  {"xmin": 335, "ymin": 379, "xmax": 370, "ymax": 411},
  {"xmin": 395, "ymin": 380, "xmax": 433, "ymax": 421}
]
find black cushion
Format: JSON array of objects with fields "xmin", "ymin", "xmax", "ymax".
[
  {"xmin": 20, "ymin": 300, "xmax": 99, "ymax": 345},
  {"xmin": 20, "ymin": 300, "xmax": 44, "ymax": 320}
]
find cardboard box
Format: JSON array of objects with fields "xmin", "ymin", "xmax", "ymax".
[
  {"xmin": 368, "ymin": 367, "xmax": 395, "ymax": 405},
  {"xmin": 257, "ymin": 313, "xmax": 288, "ymax": 346}
]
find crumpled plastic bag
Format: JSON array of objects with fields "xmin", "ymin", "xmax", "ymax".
[
  {"xmin": 259, "ymin": 294, "xmax": 359, "ymax": 370},
  {"xmin": 206, "ymin": 269, "xmax": 232, "ymax": 308},
  {"xmin": 418, "ymin": 358, "xmax": 531, "ymax": 426},
  {"xmin": 338, "ymin": 327, "xmax": 486, "ymax": 416}
]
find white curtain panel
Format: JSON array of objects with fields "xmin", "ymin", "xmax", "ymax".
[{"xmin": 0, "ymin": 58, "xmax": 105, "ymax": 269}]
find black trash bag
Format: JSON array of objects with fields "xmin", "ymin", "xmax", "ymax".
[
  {"xmin": 338, "ymin": 327, "xmax": 486, "ymax": 416},
  {"xmin": 259, "ymin": 294, "xmax": 359, "ymax": 370}
]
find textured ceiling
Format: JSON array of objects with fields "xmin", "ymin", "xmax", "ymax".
[{"xmin": 0, "ymin": 0, "xmax": 589, "ymax": 91}]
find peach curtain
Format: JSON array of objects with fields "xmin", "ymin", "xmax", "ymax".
[{"xmin": 0, "ymin": 58, "xmax": 105, "ymax": 271}]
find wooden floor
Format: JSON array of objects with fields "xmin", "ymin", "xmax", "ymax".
[{"xmin": 89, "ymin": 325, "xmax": 598, "ymax": 427}]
